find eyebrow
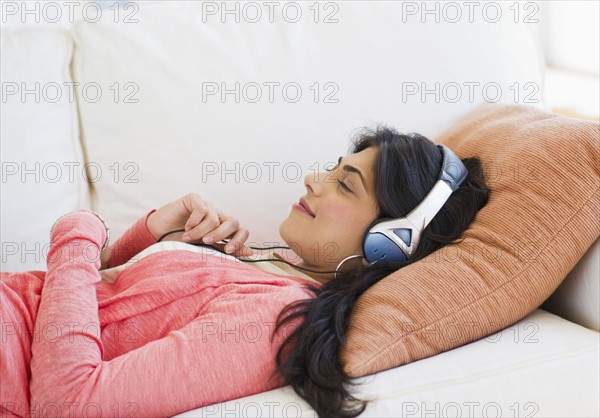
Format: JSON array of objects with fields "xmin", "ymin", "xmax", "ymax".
[{"xmin": 338, "ymin": 156, "xmax": 367, "ymax": 193}]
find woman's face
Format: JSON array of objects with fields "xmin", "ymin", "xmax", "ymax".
[{"xmin": 279, "ymin": 146, "xmax": 380, "ymax": 283}]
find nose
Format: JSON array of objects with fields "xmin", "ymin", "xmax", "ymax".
[{"xmin": 304, "ymin": 170, "xmax": 324, "ymax": 197}]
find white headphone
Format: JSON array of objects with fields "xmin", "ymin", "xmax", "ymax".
[{"xmin": 361, "ymin": 144, "xmax": 468, "ymax": 266}]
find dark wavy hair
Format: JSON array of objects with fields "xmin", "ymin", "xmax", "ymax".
[{"xmin": 269, "ymin": 126, "xmax": 490, "ymax": 417}]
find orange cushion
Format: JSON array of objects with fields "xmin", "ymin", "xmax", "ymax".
[{"xmin": 341, "ymin": 103, "xmax": 600, "ymax": 377}]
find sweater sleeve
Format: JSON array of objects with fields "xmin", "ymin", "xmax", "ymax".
[
  {"xmin": 29, "ymin": 210, "xmax": 303, "ymax": 416},
  {"xmin": 104, "ymin": 209, "xmax": 158, "ymax": 269}
]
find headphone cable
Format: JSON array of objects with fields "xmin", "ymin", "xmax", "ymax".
[{"xmin": 156, "ymin": 228, "xmax": 339, "ymax": 275}]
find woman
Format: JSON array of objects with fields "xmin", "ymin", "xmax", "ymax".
[{"xmin": 0, "ymin": 126, "xmax": 489, "ymax": 418}]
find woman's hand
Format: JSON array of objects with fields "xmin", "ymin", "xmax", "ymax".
[{"xmin": 146, "ymin": 193, "xmax": 254, "ymax": 256}]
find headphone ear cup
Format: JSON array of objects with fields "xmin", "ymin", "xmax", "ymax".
[
  {"xmin": 362, "ymin": 218, "xmax": 409, "ymax": 265},
  {"xmin": 361, "ymin": 218, "xmax": 384, "ymax": 252}
]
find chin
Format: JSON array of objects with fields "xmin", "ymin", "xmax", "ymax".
[
  {"xmin": 278, "ymin": 218, "xmax": 290, "ymax": 244},
  {"xmin": 279, "ymin": 218, "xmax": 303, "ymax": 250}
]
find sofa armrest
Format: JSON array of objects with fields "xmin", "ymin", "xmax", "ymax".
[{"xmin": 541, "ymin": 238, "xmax": 600, "ymax": 331}]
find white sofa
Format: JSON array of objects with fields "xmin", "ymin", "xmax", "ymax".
[{"xmin": 1, "ymin": 1, "xmax": 598, "ymax": 416}]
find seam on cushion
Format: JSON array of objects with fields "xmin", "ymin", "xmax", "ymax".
[
  {"xmin": 61, "ymin": 30, "xmax": 89, "ymax": 211},
  {"xmin": 357, "ymin": 344, "xmax": 600, "ymax": 400},
  {"xmin": 353, "ymin": 185, "xmax": 600, "ymax": 374}
]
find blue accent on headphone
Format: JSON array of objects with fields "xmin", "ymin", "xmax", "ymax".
[
  {"xmin": 362, "ymin": 144, "xmax": 468, "ymax": 266},
  {"xmin": 393, "ymin": 228, "xmax": 412, "ymax": 246}
]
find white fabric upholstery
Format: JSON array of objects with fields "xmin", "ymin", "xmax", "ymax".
[
  {"xmin": 542, "ymin": 238, "xmax": 600, "ymax": 332},
  {"xmin": 0, "ymin": 26, "xmax": 89, "ymax": 272},
  {"xmin": 69, "ymin": 1, "xmax": 547, "ymax": 246},
  {"xmin": 175, "ymin": 309, "xmax": 599, "ymax": 417}
]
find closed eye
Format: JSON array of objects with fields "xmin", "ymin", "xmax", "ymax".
[{"xmin": 337, "ymin": 179, "xmax": 352, "ymax": 193}]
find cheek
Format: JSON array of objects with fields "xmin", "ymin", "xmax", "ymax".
[
  {"xmin": 316, "ymin": 200, "xmax": 353, "ymax": 224},
  {"xmin": 315, "ymin": 201, "xmax": 371, "ymax": 241},
  {"xmin": 314, "ymin": 203, "xmax": 374, "ymax": 260}
]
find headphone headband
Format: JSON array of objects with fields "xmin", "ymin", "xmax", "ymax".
[
  {"xmin": 362, "ymin": 144, "xmax": 468, "ymax": 266},
  {"xmin": 437, "ymin": 144, "xmax": 469, "ymax": 191}
]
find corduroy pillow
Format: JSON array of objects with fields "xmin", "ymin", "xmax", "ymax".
[{"xmin": 341, "ymin": 103, "xmax": 600, "ymax": 378}]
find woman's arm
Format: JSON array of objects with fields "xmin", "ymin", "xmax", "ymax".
[
  {"xmin": 30, "ymin": 210, "xmax": 302, "ymax": 415},
  {"xmin": 100, "ymin": 209, "xmax": 158, "ymax": 270},
  {"xmin": 100, "ymin": 193, "xmax": 254, "ymax": 270},
  {"xmin": 141, "ymin": 193, "xmax": 254, "ymax": 257}
]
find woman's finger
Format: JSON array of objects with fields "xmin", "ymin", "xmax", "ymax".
[
  {"xmin": 183, "ymin": 202, "xmax": 220, "ymax": 241},
  {"xmin": 202, "ymin": 215, "xmax": 240, "ymax": 244},
  {"xmin": 183, "ymin": 197, "xmax": 209, "ymax": 231},
  {"xmin": 223, "ymin": 227, "xmax": 254, "ymax": 256}
]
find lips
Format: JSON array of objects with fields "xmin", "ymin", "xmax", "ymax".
[{"xmin": 299, "ymin": 197, "xmax": 316, "ymax": 217}]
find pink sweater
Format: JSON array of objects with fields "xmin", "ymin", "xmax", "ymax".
[{"xmin": 1, "ymin": 209, "xmax": 321, "ymax": 417}]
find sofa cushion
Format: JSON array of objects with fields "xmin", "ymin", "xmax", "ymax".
[
  {"xmin": 175, "ymin": 309, "xmax": 600, "ymax": 418},
  {"xmin": 0, "ymin": 27, "xmax": 89, "ymax": 272},
  {"xmin": 69, "ymin": 1, "xmax": 544, "ymax": 245},
  {"xmin": 341, "ymin": 103, "xmax": 600, "ymax": 377},
  {"xmin": 541, "ymin": 237, "xmax": 600, "ymax": 331}
]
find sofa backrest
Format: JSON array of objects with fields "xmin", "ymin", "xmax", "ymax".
[
  {"xmin": 8, "ymin": 2, "xmax": 596, "ymax": 333},
  {"xmin": 67, "ymin": 1, "xmax": 547, "ymax": 243},
  {"xmin": 1, "ymin": 26, "xmax": 90, "ymax": 273}
]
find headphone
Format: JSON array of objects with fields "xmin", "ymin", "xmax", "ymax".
[
  {"xmin": 362, "ymin": 144, "xmax": 468, "ymax": 266},
  {"xmin": 157, "ymin": 144, "xmax": 467, "ymax": 276}
]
